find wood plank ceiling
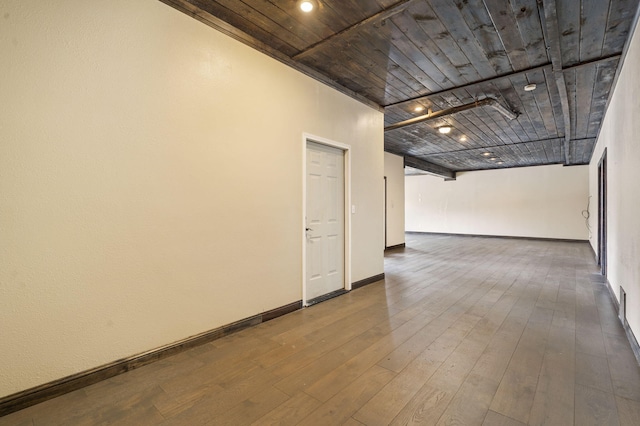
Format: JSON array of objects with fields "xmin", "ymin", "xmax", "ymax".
[{"xmin": 161, "ymin": 0, "xmax": 639, "ymax": 178}]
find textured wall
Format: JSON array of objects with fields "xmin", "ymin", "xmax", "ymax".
[
  {"xmin": 406, "ymin": 165, "xmax": 589, "ymax": 240},
  {"xmin": 384, "ymin": 152, "xmax": 405, "ymax": 247},
  {"xmin": 589, "ymin": 13, "xmax": 640, "ymax": 343},
  {"xmin": 0, "ymin": 0, "xmax": 384, "ymax": 397}
]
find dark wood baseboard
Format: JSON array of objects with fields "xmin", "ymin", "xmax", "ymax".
[
  {"xmin": 352, "ymin": 273, "xmax": 385, "ymax": 290},
  {"xmin": 0, "ymin": 300, "xmax": 302, "ymax": 417},
  {"xmin": 385, "ymin": 243, "xmax": 406, "ymax": 251},
  {"xmin": 405, "ymin": 231, "xmax": 589, "ymax": 244},
  {"xmin": 262, "ymin": 301, "xmax": 303, "ymax": 322},
  {"xmin": 600, "ymin": 276, "xmax": 640, "ymax": 366}
]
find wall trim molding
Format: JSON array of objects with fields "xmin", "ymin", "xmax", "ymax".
[
  {"xmin": 0, "ymin": 300, "xmax": 302, "ymax": 418},
  {"xmin": 385, "ymin": 243, "xmax": 406, "ymax": 251},
  {"xmin": 405, "ymin": 231, "xmax": 589, "ymax": 244},
  {"xmin": 599, "ymin": 276, "xmax": 640, "ymax": 366},
  {"xmin": 352, "ymin": 273, "xmax": 385, "ymax": 290}
]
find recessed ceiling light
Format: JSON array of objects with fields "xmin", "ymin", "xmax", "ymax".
[
  {"xmin": 460, "ymin": 135, "xmax": 467, "ymax": 142},
  {"xmin": 299, "ymin": 0, "xmax": 314, "ymax": 12},
  {"xmin": 524, "ymin": 83, "xmax": 537, "ymax": 92},
  {"xmin": 498, "ymin": 161, "xmax": 504, "ymax": 164},
  {"xmin": 490, "ymin": 157, "xmax": 497, "ymax": 161},
  {"xmin": 482, "ymin": 152, "xmax": 491, "ymax": 156},
  {"xmin": 438, "ymin": 126, "xmax": 452, "ymax": 134},
  {"xmin": 414, "ymin": 105, "xmax": 424, "ymax": 112}
]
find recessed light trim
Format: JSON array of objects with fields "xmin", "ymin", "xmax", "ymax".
[
  {"xmin": 524, "ymin": 83, "xmax": 537, "ymax": 92},
  {"xmin": 438, "ymin": 126, "xmax": 452, "ymax": 134}
]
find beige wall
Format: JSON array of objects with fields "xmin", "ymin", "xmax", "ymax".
[
  {"xmin": 589, "ymin": 13, "xmax": 640, "ymax": 341},
  {"xmin": 384, "ymin": 153, "xmax": 405, "ymax": 247},
  {"xmin": 406, "ymin": 165, "xmax": 589, "ymax": 240},
  {"xmin": 0, "ymin": 0, "xmax": 384, "ymax": 397}
]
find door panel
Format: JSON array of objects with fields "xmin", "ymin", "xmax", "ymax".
[{"xmin": 306, "ymin": 141, "xmax": 345, "ymax": 302}]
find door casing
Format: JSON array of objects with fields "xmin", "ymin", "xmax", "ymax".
[
  {"xmin": 598, "ymin": 148, "xmax": 608, "ymax": 276},
  {"xmin": 302, "ymin": 133, "xmax": 351, "ymax": 306}
]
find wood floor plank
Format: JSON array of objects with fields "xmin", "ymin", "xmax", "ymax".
[
  {"xmin": 603, "ymin": 332, "xmax": 640, "ymax": 402},
  {"xmin": 353, "ymin": 319, "xmax": 472, "ymax": 425},
  {"xmin": 616, "ymin": 395, "xmax": 640, "ymax": 426},
  {"xmin": 152, "ymin": 383, "xmax": 223, "ymax": 419},
  {"xmin": 389, "ymin": 383, "xmax": 455, "ymax": 426},
  {"xmin": 575, "ymin": 328, "xmax": 608, "ymax": 357},
  {"xmin": 273, "ymin": 317, "xmax": 403, "ymax": 396},
  {"xmin": 159, "ymin": 364, "xmax": 279, "ymax": 423},
  {"xmin": 254, "ymin": 303, "xmax": 397, "ymax": 369},
  {"xmin": 302, "ymin": 314, "xmax": 429, "ymax": 402},
  {"xmin": 3, "ymin": 235, "xmax": 637, "ymax": 426},
  {"xmin": 209, "ymin": 386, "xmax": 289, "ymax": 425},
  {"xmin": 528, "ymin": 326, "xmax": 576, "ymax": 426},
  {"xmin": 575, "ymin": 352, "xmax": 614, "ymax": 393},
  {"xmin": 482, "ymin": 410, "xmax": 527, "ymax": 425},
  {"xmin": 266, "ymin": 322, "xmax": 405, "ymax": 386},
  {"xmin": 299, "ymin": 365, "xmax": 396, "ymax": 425},
  {"xmin": 435, "ymin": 373, "xmax": 499, "ymax": 426},
  {"xmin": 251, "ymin": 393, "xmax": 321, "ymax": 426},
  {"xmin": 489, "ymin": 306, "xmax": 552, "ymax": 423},
  {"xmin": 343, "ymin": 418, "xmax": 367, "ymax": 426},
  {"xmin": 575, "ymin": 383, "xmax": 620, "ymax": 426}
]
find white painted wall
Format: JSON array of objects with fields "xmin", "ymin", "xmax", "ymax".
[
  {"xmin": 0, "ymin": 0, "xmax": 384, "ymax": 397},
  {"xmin": 589, "ymin": 12, "xmax": 640, "ymax": 341},
  {"xmin": 406, "ymin": 165, "xmax": 589, "ymax": 240},
  {"xmin": 384, "ymin": 152, "xmax": 405, "ymax": 247}
]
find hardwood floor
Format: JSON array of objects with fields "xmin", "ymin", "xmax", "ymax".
[{"xmin": 2, "ymin": 234, "xmax": 640, "ymax": 425}]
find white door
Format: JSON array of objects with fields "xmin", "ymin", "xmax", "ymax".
[{"xmin": 305, "ymin": 141, "xmax": 345, "ymax": 302}]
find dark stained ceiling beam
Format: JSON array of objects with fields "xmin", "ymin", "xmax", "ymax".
[
  {"xmin": 384, "ymin": 54, "xmax": 620, "ymax": 110},
  {"xmin": 385, "ymin": 62, "xmax": 550, "ymax": 109},
  {"xmin": 423, "ymin": 137, "xmax": 595, "ymax": 157},
  {"xmin": 564, "ymin": 54, "xmax": 621, "ymax": 71},
  {"xmin": 403, "ymin": 155, "xmax": 456, "ymax": 180},
  {"xmin": 292, "ymin": 0, "xmax": 418, "ymax": 60},
  {"xmin": 541, "ymin": 0, "xmax": 572, "ymax": 165}
]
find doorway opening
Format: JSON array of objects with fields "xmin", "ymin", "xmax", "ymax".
[
  {"xmin": 384, "ymin": 176, "xmax": 388, "ymax": 249},
  {"xmin": 598, "ymin": 149, "xmax": 607, "ymax": 276}
]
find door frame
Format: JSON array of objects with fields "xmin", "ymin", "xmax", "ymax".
[
  {"xmin": 383, "ymin": 176, "xmax": 388, "ymax": 249},
  {"xmin": 597, "ymin": 148, "xmax": 608, "ymax": 276},
  {"xmin": 302, "ymin": 133, "xmax": 351, "ymax": 306}
]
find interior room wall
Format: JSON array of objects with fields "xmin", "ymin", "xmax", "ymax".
[
  {"xmin": 0, "ymin": 0, "xmax": 384, "ymax": 398},
  {"xmin": 384, "ymin": 152, "xmax": 405, "ymax": 248},
  {"xmin": 405, "ymin": 164, "xmax": 589, "ymax": 240},
  {"xmin": 589, "ymin": 12, "xmax": 640, "ymax": 343}
]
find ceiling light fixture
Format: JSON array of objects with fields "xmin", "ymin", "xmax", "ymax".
[
  {"xmin": 299, "ymin": 0, "xmax": 315, "ymax": 12},
  {"xmin": 498, "ymin": 161, "xmax": 504, "ymax": 164},
  {"xmin": 490, "ymin": 157, "xmax": 497, "ymax": 161},
  {"xmin": 482, "ymin": 152, "xmax": 491, "ymax": 157},
  {"xmin": 460, "ymin": 135, "xmax": 467, "ymax": 142},
  {"xmin": 414, "ymin": 105, "xmax": 424, "ymax": 112},
  {"xmin": 524, "ymin": 83, "xmax": 537, "ymax": 92},
  {"xmin": 438, "ymin": 126, "xmax": 452, "ymax": 134}
]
